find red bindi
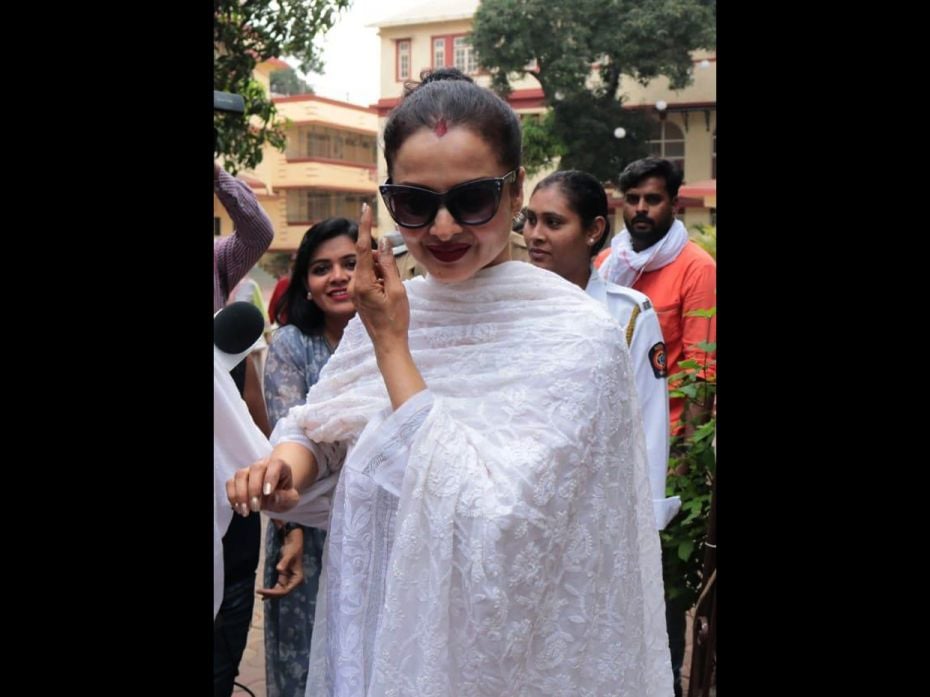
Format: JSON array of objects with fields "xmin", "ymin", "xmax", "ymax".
[{"xmin": 434, "ymin": 118, "xmax": 448, "ymax": 137}]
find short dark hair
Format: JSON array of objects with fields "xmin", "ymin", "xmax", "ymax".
[
  {"xmin": 533, "ymin": 170, "xmax": 611, "ymax": 257},
  {"xmin": 618, "ymin": 158, "xmax": 683, "ymax": 199},
  {"xmin": 278, "ymin": 218, "xmax": 361, "ymax": 335},
  {"xmin": 383, "ymin": 67, "xmax": 522, "ymax": 177}
]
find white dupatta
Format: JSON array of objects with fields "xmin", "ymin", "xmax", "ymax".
[{"xmin": 274, "ymin": 262, "xmax": 673, "ymax": 697}]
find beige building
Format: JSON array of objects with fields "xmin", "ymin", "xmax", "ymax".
[
  {"xmin": 370, "ymin": 0, "xmax": 716, "ymax": 232},
  {"xmin": 214, "ymin": 58, "xmax": 380, "ymax": 252}
]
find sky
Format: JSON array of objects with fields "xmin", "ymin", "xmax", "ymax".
[{"xmin": 284, "ymin": 0, "xmax": 431, "ymax": 107}]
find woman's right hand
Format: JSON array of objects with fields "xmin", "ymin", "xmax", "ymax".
[
  {"xmin": 226, "ymin": 455, "xmax": 301, "ymax": 517},
  {"xmin": 350, "ymin": 203, "xmax": 428, "ymax": 410},
  {"xmin": 350, "ymin": 203, "xmax": 410, "ymax": 352}
]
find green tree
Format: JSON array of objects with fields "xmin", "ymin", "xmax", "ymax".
[
  {"xmin": 214, "ymin": 0, "xmax": 350, "ymax": 174},
  {"xmin": 471, "ymin": 0, "xmax": 716, "ymax": 182},
  {"xmin": 520, "ymin": 112, "xmax": 565, "ymax": 177},
  {"xmin": 270, "ymin": 67, "xmax": 314, "ymax": 96}
]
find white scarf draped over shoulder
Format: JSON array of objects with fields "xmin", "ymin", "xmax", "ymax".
[
  {"xmin": 600, "ymin": 218, "xmax": 688, "ymax": 287},
  {"xmin": 273, "ymin": 261, "xmax": 672, "ymax": 697}
]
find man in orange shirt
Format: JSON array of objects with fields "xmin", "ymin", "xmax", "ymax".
[{"xmin": 596, "ymin": 157, "xmax": 715, "ymax": 697}]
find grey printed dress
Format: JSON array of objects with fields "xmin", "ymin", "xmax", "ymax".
[{"xmin": 262, "ymin": 325, "xmax": 334, "ymax": 697}]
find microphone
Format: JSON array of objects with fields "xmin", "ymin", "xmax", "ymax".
[
  {"xmin": 214, "ymin": 90, "xmax": 245, "ymax": 114},
  {"xmin": 214, "ymin": 301, "xmax": 265, "ymax": 371}
]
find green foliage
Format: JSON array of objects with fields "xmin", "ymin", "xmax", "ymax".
[
  {"xmin": 660, "ymin": 305, "xmax": 716, "ymax": 607},
  {"xmin": 520, "ymin": 112, "xmax": 565, "ymax": 177},
  {"xmin": 471, "ymin": 0, "xmax": 716, "ymax": 183},
  {"xmin": 214, "ymin": 0, "xmax": 350, "ymax": 174},
  {"xmin": 547, "ymin": 92, "xmax": 654, "ymax": 180},
  {"xmin": 270, "ymin": 67, "xmax": 314, "ymax": 96},
  {"xmin": 690, "ymin": 223, "xmax": 716, "ymax": 260}
]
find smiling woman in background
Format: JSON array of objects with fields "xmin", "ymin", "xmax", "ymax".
[{"xmin": 260, "ymin": 218, "xmax": 369, "ymax": 697}]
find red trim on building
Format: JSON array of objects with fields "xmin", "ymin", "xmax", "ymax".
[
  {"xmin": 375, "ymin": 88, "xmax": 546, "ymax": 117},
  {"xmin": 509, "ymin": 88, "xmax": 546, "ymax": 110},
  {"xmin": 272, "ymin": 94, "xmax": 377, "ymax": 114},
  {"xmin": 675, "ymin": 197, "xmax": 709, "ymax": 209},
  {"xmin": 375, "ymin": 97, "xmax": 401, "ymax": 117},
  {"xmin": 264, "ymin": 58, "xmax": 291, "ymax": 70},
  {"xmin": 430, "ymin": 33, "xmax": 476, "ymax": 73},
  {"xmin": 678, "ymin": 179, "xmax": 716, "ymax": 198}
]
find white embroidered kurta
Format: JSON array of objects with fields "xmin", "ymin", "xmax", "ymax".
[{"xmin": 272, "ymin": 261, "xmax": 673, "ymax": 696}]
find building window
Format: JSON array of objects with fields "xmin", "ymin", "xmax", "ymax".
[
  {"xmin": 396, "ymin": 39, "xmax": 410, "ymax": 81},
  {"xmin": 432, "ymin": 34, "xmax": 477, "ymax": 74},
  {"xmin": 214, "ymin": 217, "xmax": 221, "ymax": 236},
  {"xmin": 287, "ymin": 190, "xmax": 376, "ymax": 225},
  {"xmin": 295, "ymin": 125, "xmax": 377, "ymax": 166},
  {"xmin": 453, "ymin": 36, "xmax": 476, "ymax": 74},
  {"xmin": 646, "ymin": 119, "xmax": 685, "ymax": 174}
]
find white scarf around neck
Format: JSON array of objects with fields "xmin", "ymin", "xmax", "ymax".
[{"xmin": 601, "ymin": 218, "xmax": 688, "ymax": 287}]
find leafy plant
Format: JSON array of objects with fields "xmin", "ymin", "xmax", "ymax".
[
  {"xmin": 214, "ymin": 0, "xmax": 350, "ymax": 174},
  {"xmin": 689, "ymin": 224, "xmax": 716, "ymax": 260},
  {"xmin": 660, "ymin": 307, "xmax": 716, "ymax": 607},
  {"xmin": 271, "ymin": 66, "xmax": 314, "ymax": 96}
]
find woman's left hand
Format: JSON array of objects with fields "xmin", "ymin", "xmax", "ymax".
[{"xmin": 257, "ymin": 525, "xmax": 305, "ymax": 599}]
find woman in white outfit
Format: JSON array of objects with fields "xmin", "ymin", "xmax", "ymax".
[
  {"xmin": 227, "ymin": 68, "xmax": 673, "ymax": 697},
  {"xmin": 523, "ymin": 169, "xmax": 681, "ymax": 531}
]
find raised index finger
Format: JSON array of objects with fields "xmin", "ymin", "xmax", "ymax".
[{"xmin": 355, "ymin": 202, "xmax": 375, "ymax": 275}]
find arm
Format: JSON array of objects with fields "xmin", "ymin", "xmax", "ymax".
[
  {"xmin": 214, "ymin": 163, "xmax": 275, "ymax": 299},
  {"xmin": 242, "ymin": 353, "xmax": 271, "ymax": 437},
  {"xmin": 259, "ymin": 324, "xmax": 319, "ymax": 590},
  {"xmin": 226, "ymin": 440, "xmax": 319, "ymax": 517},
  {"xmin": 350, "ymin": 204, "xmax": 426, "ymax": 410},
  {"xmin": 629, "ymin": 310, "xmax": 679, "ymax": 530},
  {"xmin": 256, "ymin": 523, "xmax": 305, "ymax": 598}
]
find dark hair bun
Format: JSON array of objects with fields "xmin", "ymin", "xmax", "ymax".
[{"xmin": 419, "ymin": 67, "xmax": 473, "ymax": 86}]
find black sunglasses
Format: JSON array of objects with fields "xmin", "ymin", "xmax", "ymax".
[{"xmin": 379, "ymin": 170, "xmax": 517, "ymax": 229}]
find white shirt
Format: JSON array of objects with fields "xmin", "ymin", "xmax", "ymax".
[
  {"xmin": 213, "ymin": 355, "xmax": 271, "ymax": 618},
  {"xmin": 586, "ymin": 268, "xmax": 681, "ymax": 530}
]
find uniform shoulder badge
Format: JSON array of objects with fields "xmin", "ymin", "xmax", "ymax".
[{"xmin": 648, "ymin": 342, "xmax": 667, "ymax": 378}]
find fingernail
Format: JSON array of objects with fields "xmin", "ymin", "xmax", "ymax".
[
  {"xmin": 263, "ymin": 482, "xmax": 272, "ymax": 496},
  {"xmin": 379, "ymin": 236, "xmax": 390, "ymax": 253},
  {"xmin": 361, "ymin": 202, "xmax": 369, "ymax": 215},
  {"xmin": 250, "ymin": 496, "xmax": 261, "ymax": 512},
  {"xmin": 237, "ymin": 503, "xmax": 248, "ymax": 516}
]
